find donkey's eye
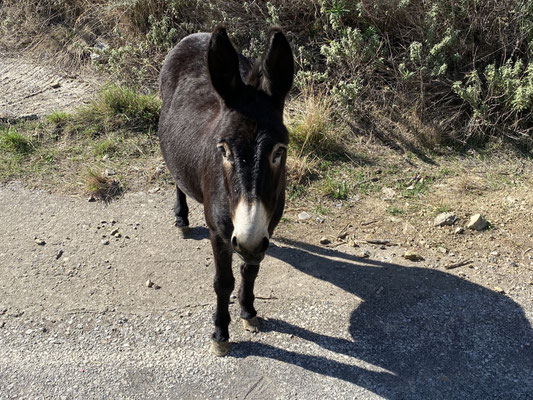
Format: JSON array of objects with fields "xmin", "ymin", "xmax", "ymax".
[
  {"xmin": 217, "ymin": 143, "xmax": 233, "ymax": 162},
  {"xmin": 272, "ymin": 145, "xmax": 286, "ymax": 165}
]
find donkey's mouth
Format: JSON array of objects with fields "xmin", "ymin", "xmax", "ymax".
[{"xmin": 235, "ymin": 251, "xmax": 265, "ymax": 265}]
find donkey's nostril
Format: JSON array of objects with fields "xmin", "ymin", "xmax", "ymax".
[
  {"xmin": 231, "ymin": 236, "xmax": 238, "ymax": 248},
  {"xmin": 259, "ymin": 237, "xmax": 269, "ymax": 253}
]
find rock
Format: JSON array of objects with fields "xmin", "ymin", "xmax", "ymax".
[
  {"xmin": 101, "ymin": 239, "xmax": 109, "ymax": 245},
  {"xmin": 110, "ymin": 228, "xmax": 119, "ymax": 236},
  {"xmin": 403, "ymin": 250, "xmax": 423, "ymax": 261},
  {"xmin": 102, "ymin": 154, "xmax": 109, "ymax": 161},
  {"xmin": 319, "ymin": 237, "xmax": 331, "ymax": 245},
  {"xmin": 494, "ymin": 286, "xmax": 505, "ymax": 294},
  {"xmin": 149, "ymin": 187, "xmax": 160, "ymax": 194},
  {"xmin": 56, "ymin": 249, "xmax": 64, "ymax": 259},
  {"xmin": 356, "ymin": 250, "xmax": 370, "ymax": 258},
  {"xmin": 146, "ymin": 280, "xmax": 153, "ymax": 288},
  {"xmin": 381, "ymin": 187, "xmax": 396, "ymax": 200},
  {"xmin": 105, "ymin": 168, "xmax": 116, "ymax": 176},
  {"xmin": 490, "ymin": 251, "xmax": 499, "ymax": 256},
  {"xmin": 467, "ymin": 214, "xmax": 488, "ymax": 231},
  {"xmin": 153, "ymin": 284, "xmax": 161, "ymax": 290},
  {"xmin": 50, "ymin": 81, "xmax": 61, "ymax": 89},
  {"xmin": 454, "ymin": 227, "xmax": 465, "ymax": 234},
  {"xmin": 434, "ymin": 212, "xmax": 457, "ymax": 227},
  {"xmin": 35, "ymin": 239, "xmax": 46, "ymax": 246},
  {"xmin": 88, "ymin": 195, "xmax": 96, "ymax": 202},
  {"xmin": 298, "ymin": 211, "xmax": 311, "ymax": 221}
]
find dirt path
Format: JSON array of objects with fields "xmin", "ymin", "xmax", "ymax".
[
  {"xmin": 0, "ymin": 55, "xmax": 97, "ymax": 120},
  {"xmin": 1, "ymin": 182, "xmax": 532, "ymax": 399}
]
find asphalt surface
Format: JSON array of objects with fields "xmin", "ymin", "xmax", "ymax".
[{"xmin": 1, "ymin": 182, "xmax": 532, "ymax": 399}]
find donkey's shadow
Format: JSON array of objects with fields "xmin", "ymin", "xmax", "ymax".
[{"xmin": 233, "ymin": 239, "xmax": 533, "ymax": 399}]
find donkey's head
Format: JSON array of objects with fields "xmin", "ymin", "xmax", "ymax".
[{"xmin": 208, "ymin": 26, "xmax": 293, "ymax": 264}]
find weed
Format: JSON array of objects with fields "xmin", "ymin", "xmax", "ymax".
[
  {"xmin": 0, "ymin": 127, "xmax": 34, "ymax": 155},
  {"xmin": 387, "ymin": 206, "xmax": 405, "ymax": 216},
  {"xmin": 46, "ymin": 112, "xmax": 71, "ymax": 125},
  {"xmin": 85, "ymin": 169, "xmax": 122, "ymax": 201}
]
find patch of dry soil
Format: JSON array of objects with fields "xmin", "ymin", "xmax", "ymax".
[{"xmin": 0, "ymin": 55, "xmax": 98, "ymax": 120}]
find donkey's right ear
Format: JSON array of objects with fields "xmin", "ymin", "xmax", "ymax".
[{"xmin": 208, "ymin": 26, "xmax": 244, "ymax": 106}]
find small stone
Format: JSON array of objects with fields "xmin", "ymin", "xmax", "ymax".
[
  {"xmin": 509, "ymin": 262, "xmax": 518, "ymax": 268},
  {"xmin": 35, "ymin": 239, "xmax": 46, "ymax": 246},
  {"xmin": 153, "ymin": 284, "xmax": 161, "ymax": 290},
  {"xmin": 25, "ymin": 329, "xmax": 33, "ymax": 335},
  {"xmin": 102, "ymin": 154, "xmax": 109, "ymax": 161},
  {"xmin": 50, "ymin": 81, "xmax": 61, "ymax": 89},
  {"xmin": 298, "ymin": 211, "xmax": 311, "ymax": 221},
  {"xmin": 149, "ymin": 187, "xmax": 160, "ymax": 194},
  {"xmin": 56, "ymin": 249, "xmax": 64, "ymax": 259},
  {"xmin": 437, "ymin": 246, "xmax": 448, "ymax": 254},
  {"xmin": 494, "ymin": 286, "xmax": 505, "ymax": 294},
  {"xmin": 490, "ymin": 251, "xmax": 499, "ymax": 256},
  {"xmin": 467, "ymin": 214, "xmax": 488, "ymax": 231},
  {"xmin": 403, "ymin": 250, "xmax": 423, "ymax": 261},
  {"xmin": 88, "ymin": 195, "xmax": 96, "ymax": 202},
  {"xmin": 319, "ymin": 237, "xmax": 331, "ymax": 245},
  {"xmin": 434, "ymin": 212, "xmax": 457, "ymax": 227},
  {"xmin": 105, "ymin": 168, "xmax": 116, "ymax": 176},
  {"xmin": 381, "ymin": 187, "xmax": 396, "ymax": 200},
  {"xmin": 454, "ymin": 227, "xmax": 465, "ymax": 234},
  {"xmin": 146, "ymin": 280, "xmax": 153, "ymax": 288},
  {"xmin": 101, "ymin": 239, "xmax": 109, "ymax": 245},
  {"xmin": 356, "ymin": 250, "xmax": 370, "ymax": 258},
  {"xmin": 110, "ymin": 228, "xmax": 119, "ymax": 236}
]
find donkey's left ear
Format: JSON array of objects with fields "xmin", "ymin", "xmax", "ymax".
[{"xmin": 262, "ymin": 28, "xmax": 294, "ymax": 111}]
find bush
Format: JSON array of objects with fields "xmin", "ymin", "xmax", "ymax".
[{"xmin": 1, "ymin": 0, "xmax": 532, "ymax": 150}]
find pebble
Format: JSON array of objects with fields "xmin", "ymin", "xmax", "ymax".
[
  {"xmin": 356, "ymin": 250, "xmax": 370, "ymax": 258},
  {"xmin": 454, "ymin": 227, "xmax": 465, "ymax": 234},
  {"xmin": 101, "ymin": 239, "xmax": 110, "ymax": 245},
  {"xmin": 494, "ymin": 286, "xmax": 505, "ymax": 294},
  {"xmin": 110, "ymin": 228, "xmax": 119, "ymax": 236},
  {"xmin": 403, "ymin": 250, "xmax": 423, "ymax": 261},
  {"xmin": 319, "ymin": 237, "xmax": 331, "ymax": 245},
  {"xmin": 146, "ymin": 280, "xmax": 154, "ymax": 288},
  {"xmin": 467, "ymin": 214, "xmax": 488, "ymax": 231},
  {"xmin": 56, "ymin": 249, "xmax": 64, "ymax": 259},
  {"xmin": 35, "ymin": 239, "xmax": 46, "ymax": 246},
  {"xmin": 298, "ymin": 212, "xmax": 311, "ymax": 221},
  {"xmin": 88, "ymin": 195, "xmax": 96, "ymax": 202},
  {"xmin": 105, "ymin": 168, "xmax": 116, "ymax": 176},
  {"xmin": 434, "ymin": 212, "xmax": 457, "ymax": 227}
]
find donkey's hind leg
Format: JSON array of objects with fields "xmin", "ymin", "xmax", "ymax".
[{"xmin": 173, "ymin": 185, "xmax": 190, "ymax": 236}]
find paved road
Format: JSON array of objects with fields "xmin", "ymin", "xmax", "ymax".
[{"xmin": 1, "ymin": 182, "xmax": 532, "ymax": 399}]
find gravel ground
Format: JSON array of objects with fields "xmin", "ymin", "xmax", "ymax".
[{"xmin": 1, "ymin": 182, "xmax": 532, "ymax": 399}]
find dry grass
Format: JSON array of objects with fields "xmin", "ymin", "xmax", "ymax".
[{"xmin": 84, "ymin": 169, "xmax": 122, "ymax": 201}]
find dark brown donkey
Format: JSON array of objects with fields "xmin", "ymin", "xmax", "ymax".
[{"xmin": 158, "ymin": 27, "xmax": 293, "ymax": 356}]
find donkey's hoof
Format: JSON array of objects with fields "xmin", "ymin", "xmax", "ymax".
[
  {"xmin": 177, "ymin": 225, "xmax": 190, "ymax": 238},
  {"xmin": 211, "ymin": 339, "xmax": 230, "ymax": 357},
  {"xmin": 242, "ymin": 316, "xmax": 260, "ymax": 333}
]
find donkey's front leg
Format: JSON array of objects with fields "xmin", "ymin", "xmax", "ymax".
[
  {"xmin": 210, "ymin": 232, "xmax": 235, "ymax": 356},
  {"xmin": 239, "ymin": 263, "xmax": 260, "ymax": 333}
]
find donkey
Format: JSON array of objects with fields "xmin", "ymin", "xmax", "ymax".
[{"xmin": 158, "ymin": 26, "xmax": 293, "ymax": 356}]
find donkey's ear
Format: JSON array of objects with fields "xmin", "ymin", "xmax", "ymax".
[
  {"xmin": 208, "ymin": 26, "xmax": 244, "ymax": 106},
  {"xmin": 262, "ymin": 28, "xmax": 294, "ymax": 110}
]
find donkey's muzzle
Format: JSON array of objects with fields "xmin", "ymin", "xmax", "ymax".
[{"xmin": 231, "ymin": 235, "xmax": 269, "ymax": 265}]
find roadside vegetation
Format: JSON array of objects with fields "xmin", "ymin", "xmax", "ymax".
[{"xmin": 1, "ymin": 0, "xmax": 532, "ymax": 211}]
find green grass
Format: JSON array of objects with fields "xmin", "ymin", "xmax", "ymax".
[
  {"xmin": 387, "ymin": 206, "xmax": 405, "ymax": 216},
  {"xmin": 0, "ymin": 127, "xmax": 34, "ymax": 155}
]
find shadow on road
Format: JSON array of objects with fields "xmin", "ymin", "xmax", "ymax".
[{"xmin": 233, "ymin": 239, "xmax": 533, "ymax": 399}]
